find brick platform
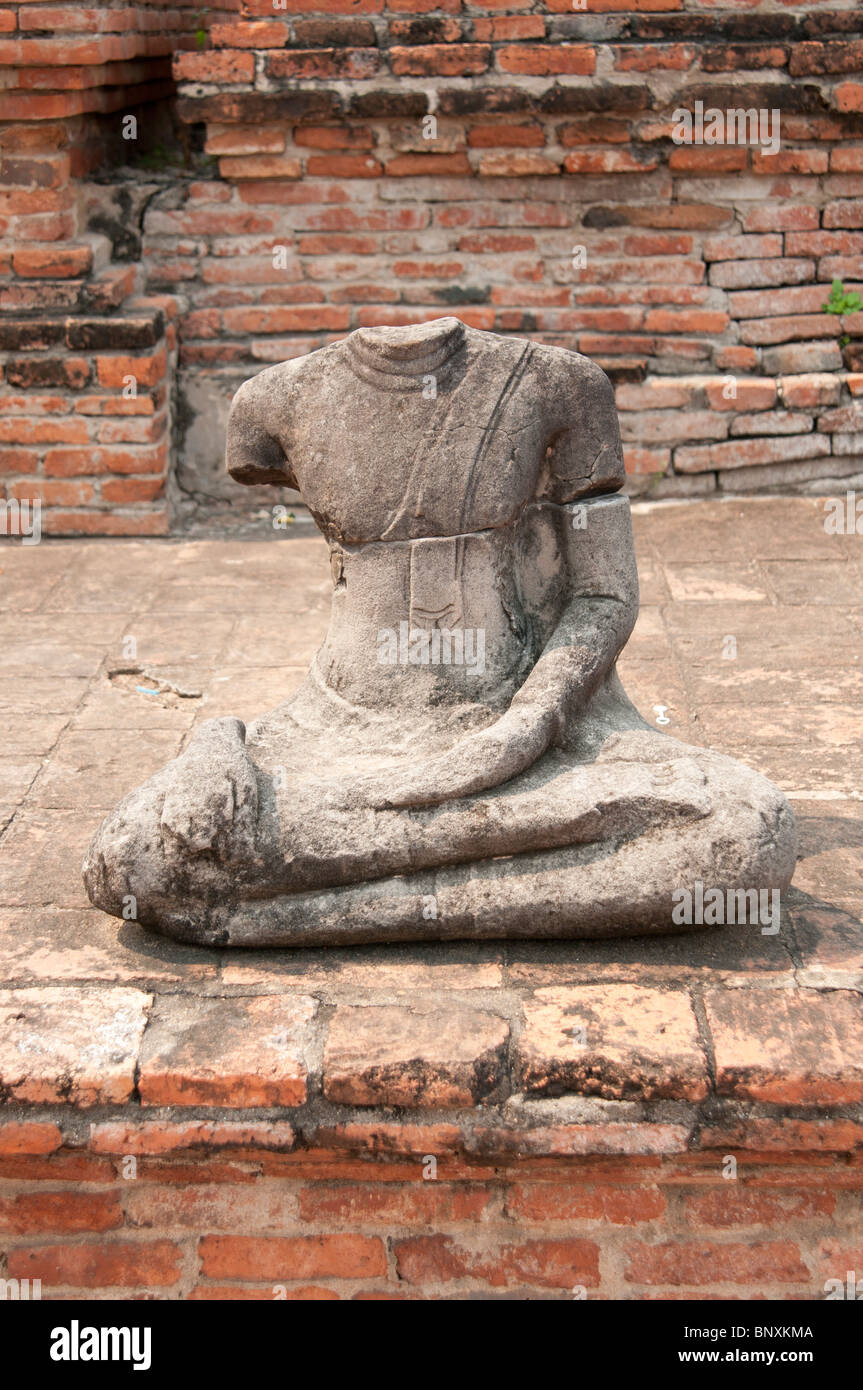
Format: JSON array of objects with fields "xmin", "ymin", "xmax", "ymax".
[{"xmin": 0, "ymin": 496, "xmax": 861, "ymax": 1299}]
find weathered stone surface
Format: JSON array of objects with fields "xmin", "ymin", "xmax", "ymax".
[
  {"xmin": 792, "ymin": 905, "xmax": 863, "ymax": 990},
  {"xmin": 518, "ymin": 984, "xmax": 708, "ymax": 1101},
  {"xmin": 323, "ymin": 1003, "xmax": 509, "ymax": 1107},
  {"xmin": 138, "ymin": 994, "xmax": 317, "ymax": 1107},
  {"xmin": 31, "ymin": 728, "xmax": 184, "ymax": 811},
  {"xmin": 0, "ymin": 907, "xmax": 218, "ymax": 987},
  {"xmin": 221, "ymin": 953, "xmax": 503, "ymax": 992},
  {"xmin": 1, "ymin": 810, "xmax": 103, "ymax": 911},
  {"xmin": 83, "ymin": 319, "xmax": 797, "ymax": 946},
  {"xmin": 0, "ymin": 987, "xmax": 150, "ymax": 1104}
]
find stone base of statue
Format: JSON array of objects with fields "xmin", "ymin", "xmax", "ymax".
[{"xmin": 83, "ymin": 319, "xmax": 796, "ymax": 946}]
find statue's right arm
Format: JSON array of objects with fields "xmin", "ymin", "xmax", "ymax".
[{"xmin": 226, "ymin": 367, "xmax": 298, "ymax": 489}]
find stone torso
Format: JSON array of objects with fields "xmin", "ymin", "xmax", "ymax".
[
  {"xmin": 288, "ymin": 324, "xmax": 540, "ymax": 543},
  {"xmin": 226, "ymin": 319, "xmax": 626, "ymax": 710},
  {"xmin": 227, "ymin": 318, "xmax": 625, "ymax": 546}
]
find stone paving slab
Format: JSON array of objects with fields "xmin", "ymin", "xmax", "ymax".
[{"xmin": 0, "ymin": 496, "xmax": 861, "ymax": 1154}]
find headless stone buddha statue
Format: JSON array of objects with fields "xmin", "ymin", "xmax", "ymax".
[{"xmin": 83, "ymin": 317, "xmax": 797, "ymax": 946}]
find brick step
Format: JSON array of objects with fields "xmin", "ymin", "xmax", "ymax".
[
  {"xmin": 2, "ymin": 233, "xmax": 111, "ymax": 279},
  {"xmin": 0, "ymin": 259, "xmax": 140, "ymax": 316},
  {"xmin": 79, "ymin": 262, "xmax": 141, "ymax": 313},
  {"xmin": 0, "ymin": 279, "xmax": 82, "ymax": 313},
  {"xmin": 0, "ymin": 307, "xmax": 166, "ymax": 353}
]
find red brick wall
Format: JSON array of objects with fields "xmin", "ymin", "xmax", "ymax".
[
  {"xmin": 162, "ymin": 0, "xmax": 863, "ymax": 503},
  {"xmin": 0, "ymin": 0, "xmax": 195, "ymax": 202},
  {"xmin": 0, "ymin": 294, "xmax": 181, "ymax": 533},
  {"xmin": 0, "ymin": 1, "xmax": 210, "ymax": 532},
  {"xmin": 2, "ymin": 969, "xmax": 861, "ymax": 1301},
  {"xmin": 2, "ymin": 1123, "xmax": 861, "ymax": 1299},
  {"xmin": 3, "ymin": 1, "xmax": 863, "ymax": 531}
]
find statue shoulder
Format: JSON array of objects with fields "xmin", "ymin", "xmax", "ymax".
[
  {"xmin": 226, "ymin": 356, "xmax": 310, "ymax": 487},
  {"xmin": 229, "ymin": 351, "xmax": 316, "ymax": 419},
  {"xmin": 226, "ymin": 345, "xmax": 340, "ymax": 487},
  {"xmin": 530, "ymin": 344, "xmax": 624, "ymax": 502}
]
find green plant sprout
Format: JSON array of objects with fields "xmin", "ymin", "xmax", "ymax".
[{"xmin": 822, "ymin": 279, "xmax": 862, "ymax": 346}]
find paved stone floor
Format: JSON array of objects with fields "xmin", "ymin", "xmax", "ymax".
[{"xmin": 0, "ymin": 495, "xmax": 861, "ymax": 1124}]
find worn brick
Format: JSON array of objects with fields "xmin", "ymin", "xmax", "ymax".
[
  {"xmin": 740, "ymin": 314, "xmax": 835, "ymax": 347},
  {"xmin": 306, "ymin": 154, "xmax": 382, "ymax": 178},
  {"xmin": 624, "ymin": 445, "xmax": 670, "ymax": 475},
  {"xmin": 218, "ymin": 155, "xmax": 302, "ymax": 180},
  {"xmin": 815, "ymin": 402, "xmax": 863, "ymax": 434},
  {"xmin": 709, "ymin": 258, "xmax": 814, "ymax": 291},
  {"xmin": 385, "ymin": 152, "xmax": 471, "ymax": 176},
  {"xmin": 497, "ymin": 44, "xmax": 595, "ymax": 76},
  {"xmin": 89, "ymin": 1121, "xmax": 297, "ymax": 1155},
  {"xmin": 266, "ymin": 48, "xmax": 380, "ymax": 81},
  {"xmin": 299, "ymin": 1183, "xmax": 493, "ymax": 1225},
  {"xmin": 762, "ymin": 341, "xmax": 843, "ymax": 375},
  {"xmin": 210, "ymin": 21, "xmax": 288, "ymax": 49},
  {"xmin": 699, "ymin": 1119, "xmax": 863, "ymax": 1154},
  {"xmin": 42, "ymin": 510, "xmax": 170, "ymax": 536},
  {"xmin": 467, "ymin": 123, "xmax": 545, "ymax": 148},
  {"xmin": 704, "ymin": 378, "xmax": 777, "ymax": 411},
  {"xmin": 0, "ymin": 1122, "xmax": 63, "ymax": 1156},
  {"xmin": 790, "ymin": 41, "xmax": 863, "ymax": 78},
  {"xmin": 676, "ymin": 433, "xmax": 830, "ymax": 473},
  {"xmin": 480, "ymin": 152, "xmax": 559, "ymax": 177},
  {"xmin": 824, "ymin": 199, "xmax": 863, "ymax": 232},
  {"xmin": 616, "ymin": 380, "xmax": 696, "ymax": 410},
  {"xmin": 293, "ymin": 125, "xmax": 374, "ymax": 150},
  {"xmin": 391, "ymin": 44, "xmax": 490, "ymax": 77},
  {"xmin": 669, "ymin": 147, "xmax": 747, "ymax": 173},
  {"xmin": 704, "ymin": 234, "xmax": 783, "ymax": 262},
  {"xmin": 685, "ymin": 1189, "xmax": 834, "ymax": 1229},
  {"xmin": 205, "ymin": 125, "xmax": 286, "ymax": 156},
  {"xmin": 507, "ymin": 1183, "xmax": 666, "ymax": 1225},
  {"xmin": 729, "ymin": 410, "xmax": 814, "ymax": 437},
  {"xmin": 0, "ymin": 987, "xmax": 149, "ymax": 1105},
  {"xmin": 139, "ymin": 994, "xmax": 316, "ymax": 1108},
  {"xmin": 625, "ymin": 1240, "xmax": 808, "ymax": 1286},
  {"xmin": 519, "ymin": 985, "xmax": 708, "ymax": 1101},
  {"xmin": 293, "ymin": 19, "xmax": 377, "ymax": 47},
  {"xmin": 4, "ymin": 356, "xmax": 89, "ymax": 389},
  {"xmin": 190, "ymin": 1284, "xmax": 340, "ymax": 1300},
  {"xmin": 7, "ymin": 1241, "xmax": 182, "ymax": 1288},
  {"xmin": 324, "ymin": 1003, "xmax": 509, "ymax": 1108},
  {"xmin": 733, "ymin": 288, "xmax": 836, "ymax": 324},
  {"xmin": 564, "ymin": 150, "xmax": 658, "ymax": 174},
  {"xmin": 12, "ymin": 244, "xmax": 91, "ymax": 278},
  {"xmin": 706, "ymin": 988, "xmax": 863, "ymax": 1105},
  {"xmin": 395, "ymin": 1234, "xmax": 600, "ymax": 1289},
  {"xmin": 619, "ymin": 409, "xmax": 726, "ymax": 445},
  {"xmin": 200, "ymin": 1235, "xmax": 386, "ymax": 1281},
  {"xmin": 174, "ymin": 51, "xmax": 255, "ymax": 83},
  {"xmin": 643, "ymin": 309, "xmax": 728, "ymax": 334},
  {"xmin": 0, "ymin": 1191, "xmax": 122, "ymax": 1235},
  {"xmin": 95, "ymin": 350, "xmax": 166, "ymax": 389}
]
